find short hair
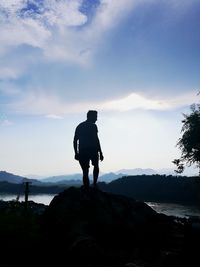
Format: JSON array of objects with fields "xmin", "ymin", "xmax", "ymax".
[{"xmin": 87, "ymin": 110, "xmax": 97, "ymax": 119}]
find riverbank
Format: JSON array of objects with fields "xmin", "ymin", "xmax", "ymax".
[
  {"xmin": 0, "ymin": 187, "xmax": 200, "ymax": 266},
  {"xmin": 1, "ymin": 175, "xmax": 200, "ymax": 206},
  {"xmin": 1, "ymin": 192, "xmax": 200, "ymax": 219}
]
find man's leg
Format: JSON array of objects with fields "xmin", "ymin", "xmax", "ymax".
[
  {"xmin": 93, "ymin": 164, "xmax": 99, "ymax": 187},
  {"xmin": 92, "ymin": 154, "xmax": 99, "ymax": 187},
  {"xmin": 82, "ymin": 167, "xmax": 90, "ymax": 187},
  {"xmin": 79, "ymin": 159, "xmax": 90, "ymax": 188}
]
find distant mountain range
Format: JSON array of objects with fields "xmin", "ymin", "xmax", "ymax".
[
  {"xmin": 116, "ymin": 168, "xmax": 157, "ymax": 176},
  {"xmin": 41, "ymin": 174, "xmax": 82, "ymax": 185},
  {"xmin": 35, "ymin": 172, "xmax": 124, "ymax": 184},
  {"xmin": 38, "ymin": 168, "xmax": 171, "ymax": 184},
  {"xmin": 0, "ymin": 167, "xmax": 197, "ymax": 186},
  {"xmin": 115, "ymin": 167, "xmax": 197, "ymax": 176},
  {"xmin": 0, "ymin": 171, "xmax": 42, "ymax": 185},
  {"xmin": 0, "ymin": 169, "xmax": 158, "ymax": 185},
  {"xmin": 1, "ymin": 170, "xmax": 199, "ymax": 205},
  {"xmin": 37, "ymin": 168, "xmax": 178, "ymax": 184}
]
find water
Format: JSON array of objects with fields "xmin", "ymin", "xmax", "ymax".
[
  {"xmin": 146, "ymin": 202, "xmax": 200, "ymax": 218},
  {"xmin": 0, "ymin": 193, "xmax": 200, "ymax": 218},
  {"xmin": 0, "ymin": 193, "xmax": 56, "ymax": 205}
]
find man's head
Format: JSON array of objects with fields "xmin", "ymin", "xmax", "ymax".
[{"xmin": 87, "ymin": 110, "xmax": 97, "ymax": 123}]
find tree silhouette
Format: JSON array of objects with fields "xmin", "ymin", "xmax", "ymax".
[
  {"xmin": 173, "ymin": 96, "xmax": 200, "ymax": 176},
  {"xmin": 172, "ymin": 159, "xmax": 185, "ymax": 175}
]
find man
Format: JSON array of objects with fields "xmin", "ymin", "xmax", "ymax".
[{"xmin": 73, "ymin": 110, "xmax": 104, "ymax": 187}]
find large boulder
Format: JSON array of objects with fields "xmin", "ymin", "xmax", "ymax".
[{"xmin": 40, "ymin": 186, "xmax": 183, "ymax": 267}]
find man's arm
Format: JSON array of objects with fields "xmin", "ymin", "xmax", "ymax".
[
  {"xmin": 97, "ymin": 136, "xmax": 104, "ymax": 161},
  {"xmin": 73, "ymin": 130, "xmax": 79, "ymax": 160},
  {"xmin": 95, "ymin": 124, "xmax": 104, "ymax": 161}
]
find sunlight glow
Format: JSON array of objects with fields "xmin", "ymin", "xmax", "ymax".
[{"xmin": 101, "ymin": 93, "xmax": 169, "ymax": 111}]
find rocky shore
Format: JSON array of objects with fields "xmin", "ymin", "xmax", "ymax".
[{"xmin": 0, "ymin": 187, "xmax": 199, "ymax": 266}]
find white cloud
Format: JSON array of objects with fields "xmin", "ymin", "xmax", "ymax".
[
  {"xmin": 0, "ymin": 0, "xmax": 26, "ymax": 13},
  {"xmin": 41, "ymin": 0, "xmax": 137, "ymax": 64},
  {"xmin": 6, "ymin": 90, "xmax": 198, "ymax": 116},
  {"xmin": 91, "ymin": 0, "xmax": 136, "ymax": 31},
  {"xmin": 102, "ymin": 91, "xmax": 199, "ymax": 112},
  {"xmin": 0, "ymin": 119, "xmax": 13, "ymax": 126},
  {"xmin": 41, "ymin": 0, "xmax": 87, "ymax": 27},
  {"xmin": 0, "ymin": 0, "xmax": 137, "ymax": 76},
  {"xmin": 45, "ymin": 114, "xmax": 64, "ymax": 119},
  {"xmin": 0, "ymin": 67, "xmax": 22, "ymax": 80},
  {"xmin": 101, "ymin": 93, "xmax": 169, "ymax": 111},
  {"xmin": 0, "ymin": 10, "xmax": 51, "ymax": 51},
  {"xmin": 165, "ymin": 92, "xmax": 199, "ymax": 109},
  {"xmin": 0, "ymin": 0, "xmax": 87, "ymax": 67},
  {"xmin": 1, "ymin": 0, "xmax": 196, "ymax": 78}
]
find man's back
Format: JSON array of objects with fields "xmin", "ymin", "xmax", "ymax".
[{"xmin": 75, "ymin": 120, "xmax": 99, "ymax": 152}]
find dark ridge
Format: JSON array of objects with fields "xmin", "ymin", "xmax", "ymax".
[
  {"xmin": 0, "ymin": 186, "xmax": 199, "ymax": 266},
  {"xmin": 98, "ymin": 175, "xmax": 200, "ymax": 205}
]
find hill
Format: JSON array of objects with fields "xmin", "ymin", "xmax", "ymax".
[
  {"xmin": 0, "ymin": 171, "xmax": 42, "ymax": 185},
  {"xmin": 39, "ymin": 187, "xmax": 198, "ymax": 266},
  {"xmin": 41, "ymin": 173, "xmax": 82, "ymax": 183},
  {"xmin": 38, "ymin": 168, "xmax": 175, "ymax": 184},
  {"xmin": 99, "ymin": 174, "xmax": 200, "ymax": 205},
  {"xmin": 0, "ymin": 186, "xmax": 198, "ymax": 266},
  {"xmin": 116, "ymin": 168, "xmax": 157, "ymax": 175},
  {"xmin": 39, "ymin": 169, "xmax": 159, "ymax": 184},
  {"xmin": 0, "ymin": 171, "xmax": 28, "ymax": 183},
  {"xmin": 1, "ymin": 171, "xmax": 200, "ymax": 206},
  {"xmin": 0, "ymin": 180, "xmax": 67, "ymax": 195}
]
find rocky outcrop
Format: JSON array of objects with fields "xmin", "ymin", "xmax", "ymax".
[
  {"xmin": 0, "ymin": 187, "xmax": 199, "ymax": 266},
  {"xmin": 41, "ymin": 186, "xmax": 186, "ymax": 267}
]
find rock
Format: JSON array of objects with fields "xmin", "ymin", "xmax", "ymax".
[{"xmin": 40, "ymin": 186, "xmax": 184, "ymax": 266}]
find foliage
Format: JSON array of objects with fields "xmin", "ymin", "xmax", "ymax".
[
  {"xmin": 172, "ymin": 159, "xmax": 185, "ymax": 174},
  {"xmin": 173, "ymin": 101, "xmax": 200, "ymax": 175}
]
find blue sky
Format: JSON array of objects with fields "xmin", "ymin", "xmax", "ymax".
[{"xmin": 0, "ymin": 0, "xmax": 200, "ymax": 176}]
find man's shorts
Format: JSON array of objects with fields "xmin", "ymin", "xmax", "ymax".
[{"xmin": 79, "ymin": 151, "xmax": 99, "ymax": 169}]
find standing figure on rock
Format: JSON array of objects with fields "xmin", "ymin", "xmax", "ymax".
[{"xmin": 73, "ymin": 110, "xmax": 104, "ymax": 188}]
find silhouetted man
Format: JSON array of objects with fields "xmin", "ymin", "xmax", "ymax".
[{"xmin": 73, "ymin": 110, "xmax": 104, "ymax": 187}]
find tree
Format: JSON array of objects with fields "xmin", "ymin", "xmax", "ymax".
[
  {"xmin": 173, "ymin": 100, "xmax": 200, "ymax": 176},
  {"xmin": 172, "ymin": 159, "xmax": 185, "ymax": 175}
]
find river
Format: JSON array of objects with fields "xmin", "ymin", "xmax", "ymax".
[
  {"xmin": 0, "ymin": 193, "xmax": 55, "ymax": 206},
  {"xmin": 145, "ymin": 201, "xmax": 200, "ymax": 218},
  {"xmin": 0, "ymin": 193, "xmax": 200, "ymax": 218}
]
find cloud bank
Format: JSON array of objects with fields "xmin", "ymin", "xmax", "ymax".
[
  {"xmin": 0, "ymin": 0, "xmax": 199, "ymax": 118},
  {"xmin": 0, "ymin": 0, "xmax": 198, "ymax": 73},
  {"xmin": 6, "ymin": 90, "xmax": 198, "ymax": 116},
  {"xmin": 0, "ymin": 0, "xmax": 136, "ymax": 78}
]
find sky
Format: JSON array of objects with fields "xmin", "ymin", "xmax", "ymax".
[{"xmin": 0, "ymin": 0, "xmax": 200, "ymax": 177}]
